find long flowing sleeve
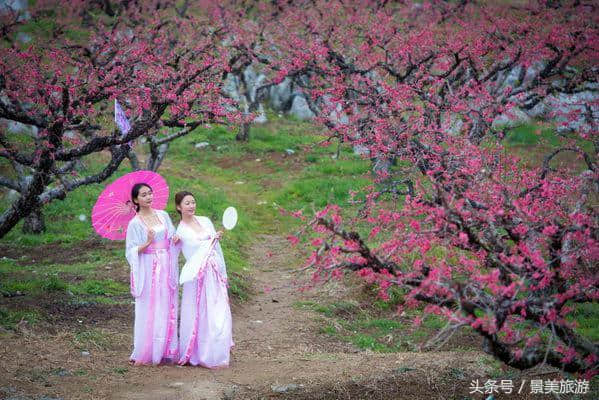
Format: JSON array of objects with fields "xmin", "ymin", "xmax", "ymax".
[
  {"xmin": 203, "ymin": 217, "xmax": 228, "ymax": 281},
  {"xmin": 160, "ymin": 210, "xmax": 177, "ymax": 240},
  {"xmin": 125, "ymin": 218, "xmax": 146, "ymax": 297},
  {"xmin": 158, "ymin": 210, "xmax": 180, "ymax": 289}
]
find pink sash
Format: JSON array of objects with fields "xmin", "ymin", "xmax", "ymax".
[{"xmin": 142, "ymin": 239, "xmax": 170, "ymax": 254}]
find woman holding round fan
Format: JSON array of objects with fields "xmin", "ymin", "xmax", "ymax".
[{"xmin": 174, "ymin": 191, "xmax": 234, "ymax": 368}]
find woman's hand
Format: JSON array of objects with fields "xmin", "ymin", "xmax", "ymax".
[
  {"xmin": 172, "ymin": 234, "xmax": 180, "ymax": 244},
  {"xmin": 146, "ymin": 229, "xmax": 155, "ymax": 244},
  {"xmin": 138, "ymin": 229, "xmax": 155, "ymax": 254}
]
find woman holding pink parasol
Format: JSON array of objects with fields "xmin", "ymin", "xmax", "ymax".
[
  {"xmin": 92, "ymin": 171, "xmax": 180, "ymax": 365},
  {"xmin": 174, "ymin": 191, "xmax": 234, "ymax": 368}
]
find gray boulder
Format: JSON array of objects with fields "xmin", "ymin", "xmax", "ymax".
[
  {"xmin": 492, "ymin": 107, "xmax": 531, "ymax": 129},
  {"xmin": 269, "ymin": 77, "xmax": 293, "ymax": 111},
  {"xmin": 289, "ymin": 95, "xmax": 315, "ymax": 120},
  {"xmin": 1, "ymin": 119, "xmax": 38, "ymax": 137},
  {"xmin": 253, "ymin": 103, "xmax": 268, "ymax": 124}
]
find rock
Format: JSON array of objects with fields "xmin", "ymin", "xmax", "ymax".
[
  {"xmin": 242, "ymin": 66, "xmax": 257, "ymax": 89},
  {"xmin": 15, "ymin": 320, "xmax": 31, "ymax": 336},
  {"xmin": 253, "ymin": 103, "xmax": 268, "ymax": 124},
  {"xmin": 497, "ymin": 63, "xmax": 598, "ymax": 133},
  {"xmin": 222, "ymin": 73, "xmax": 241, "ymax": 102},
  {"xmin": 353, "ymin": 144, "xmax": 370, "ymax": 157},
  {"xmin": 501, "ymin": 65, "xmax": 523, "ymax": 89},
  {"xmin": 78, "ymin": 214, "xmax": 86, "ymax": 222},
  {"xmin": 522, "ymin": 61, "xmax": 546, "ymax": 87},
  {"xmin": 285, "ymin": 149, "xmax": 295, "ymax": 155},
  {"xmin": 269, "ymin": 78, "xmax": 293, "ymax": 111},
  {"xmin": 167, "ymin": 382, "xmax": 184, "ymax": 389},
  {"xmin": 492, "ymin": 106, "xmax": 531, "ymax": 129},
  {"xmin": 0, "ymin": 0, "xmax": 27, "ymax": 14},
  {"xmin": 393, "ymin": 366, "xmax": 416, "ymax": 374},
  {"xmin": 0, "ymin": 386, "xmax": 17, "ymax": 395},
  {"xmin": 222, "ymin": 385, "xmax": 238, "ymax": 400},
  {"xmin": 1, "ymin": 118, "xmax": 38, "ymax": 137},
  {"xmin": 527, "ymin": 100, "xmax": 549, "ymax": 118},
  {"xmin": 52, "ymin": 368, "xmax": 71, "ymax": 377},
  {"xmin": 81, "ymin": 351, "xmax": 90, "ymax": 357},
  {"xmin": 323, "ymin": 95, "xmax": 349, "ymax": 125},
  {"xmin": 16, "ymin": 31, "xmax": 31, "ymax": 43},
  {"xmin": 373, "ymin": 157, "xmax": 393, "ymax": 175},
  {"xmin": 6, "ymin": 189, "xmax": 20, "ymax": 202},
  {"xmin": 441, "ymin": 113, "xmax": 464, "ymax": 136},
  {"xmin": 271, "ymin": 384, "xmax": 301, "ymax": 393},
  {"xmin": 289, "ymin": 95, "xmax": 315, "ymax": 120},
  {"xmin": 550, "ymin": 90, "xmax": 599, "ymax": 133},
  {"xmin": 234, "ymin": 181, "xmax": 244, "ymax": 185},
  {"xmin": 194, "ymin": 142, "xmax": 210, "ymax": 149},
  {"xmin": 244, "ymin": 67, "xmax": 267, "ymax": 103},
  {"xmin": 63, "ymin": 130, "xmax": 76, "ymax": 139},
  {"xmin": 114, "ymin": 28, "xmax": 134, "ymax": 42}
]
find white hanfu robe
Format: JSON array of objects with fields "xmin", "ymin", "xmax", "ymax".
[
  {"xmin": 125, "ymin": 210, "xmax": 179, "ymax": 365},
  {"xmin": 177, "ymin": 215, "xmax": 233, "ymax": 368}
]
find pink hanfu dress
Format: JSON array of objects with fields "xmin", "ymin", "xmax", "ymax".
[
  {"xmin": 125, "ymin": 210, "xmax": 179, "ymax": 365},
  {"xmin": 177, "ymin": 215, "xmax": 233, "ymax": 368}
]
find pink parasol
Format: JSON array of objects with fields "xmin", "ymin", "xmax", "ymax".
[{"xmin": 91, "ymin": 170, "xmax": 169, "ymax": 240}]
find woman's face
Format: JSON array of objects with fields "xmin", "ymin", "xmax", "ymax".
[
  {"xmin": 134, "ymin": 186, "xmax": 153, "ymax": 209},
  {"xmin": 178, "ymin": 195, "xmax": 196, "ymax": 217}
]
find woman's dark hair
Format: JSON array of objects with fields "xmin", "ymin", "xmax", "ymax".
[
  {"xmin": 131, "ymin": 183, "xmax": 152, "ymax": 212},
  {"xmin": 174, "ymin": 191, "xmax": 195, "ymax": 217}
]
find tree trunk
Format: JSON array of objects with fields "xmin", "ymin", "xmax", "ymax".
[
  {"xmin": 146, "ymin": 140, "xmax": 169, "ymax": 171},
  {"xmin": 236, "ymin": 122, "xmax": 250, "ymax": 141},
  {"xmin": 22, "ymin": 207, "xmax": 45, "ymax": 234},
  {"xmin": 127, "ymin": 148, "xmax": 140, "ymax": 171}
]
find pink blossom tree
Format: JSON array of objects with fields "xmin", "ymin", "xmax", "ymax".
[
  {"xmin": 0, "ymin": 0, "xmax": 237, "ymax": 235},
  {"xmin": 266, "ymin": 0, "xmax": 599, "ymax": 376}
]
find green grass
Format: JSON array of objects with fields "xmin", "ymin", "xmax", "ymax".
[
  {"xmin": 0, "ymin": 307, "xmax": 41, "ymax": 330},
  {"xmin": 350, "ymin": 333, "xmax": 393, "ymax": 352},
  {"xmin": 73, "ymin": 328, "xmax": 115, "ymax": 351},
  {"xmin": 297, "ymin": 298, "xmax": 453, "ymax": 353},
  {"xmin": 569, "ymin": 302, "xmax": 599, "ymax": 343},
  {"xmin": 1, "ymin": 115, "xmax": 597, "ymax": 358},
  {"xmin": 112, "ymin": 367, "xmax": 129, "ymax": 375},
  {"xmin": 356, "ymin": 318, "xmax": 403, "ymax": 333},
  {"xmin": 0, "ymin": 275, "xmax": 68, "ymax": 296},
  {"xmin": 320, "ymin": 323, "xmax": 338, "ymax": 336},
  {"xmin": 0, "ymin": 117, "xmax": 342, "ymax": 305},
  {"xmin": 69, "ymin": 279, "xmax": 129, "ymax": 297},
  {"xmin": 504, "ymin": 122, "xmax": 561, "ymax": 146},
  {"xmin": 228, "ymin": 272, "xmax": 251, "ymax": 303},
  {"xmin": 0, "ymin": 180, "xmax": 105, "ymax": 246}
]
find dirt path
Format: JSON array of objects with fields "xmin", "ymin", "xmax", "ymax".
[
  {"xmin": 1, "ymin": 233, "xmax": 554, "ymax": 400},
  {"xmin": 110, "ymin": 234, "xmax": 487, "ymax": 400}
]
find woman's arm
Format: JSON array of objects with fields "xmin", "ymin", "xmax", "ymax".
[{"xmin": 125, "ymin": 219, "xmax": 149, "ymax": 297}]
